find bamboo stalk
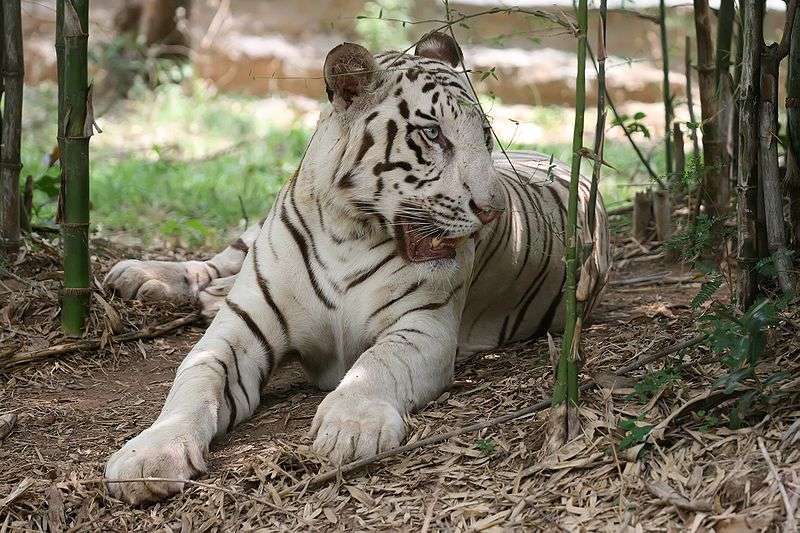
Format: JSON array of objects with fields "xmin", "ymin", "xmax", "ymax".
[
  {"xmin": 759, "ymin": 45, "xmax": 793, "ymax": 294},
  {"xmin": 759, "ymin": 1, "xmax": 798, "ymax": 295},
  {"xmin": 0, "ymin": 1, "xmax": 23, "ymax": 255},
  {"xmin": 587, "ymin": 0, "xmax": 607, "ymax": 237},
  {"xmin": 685, "ymin": 36, "xmax": 700, "ymax": 161},
  {"xmin": 552, "ymin": 0, "xmax": 588, "ymax": 414},
  {"xmin": 736, "ymin": 0, "xmax": 763, "ymax": 309},
  {"xmin": 658, "ymin": 0, "xmax": 673, "ymax": 179},
  {"xmin": 693, "ymin": 0, "xmax": 730, "ymax": 219},
  {"xmin": 788, "ymin": 4, "xmax": 800, "ymax": 249},
  {"xmin": 60, "ymin": 0, "xmax": 92, "ymax": 336},
  {"xmin": 715, "ymin": 0, "xmax": 735, "ymax": 190}
]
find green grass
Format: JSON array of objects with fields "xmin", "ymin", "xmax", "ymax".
[
  {"xmin": 23, "ymin": 82, "xmax": 310, "ymax": 249},
  {"xmin": 22, "ymin": 79, "xmax": 660, "ymax": 249}
]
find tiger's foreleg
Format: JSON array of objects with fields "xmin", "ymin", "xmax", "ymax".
[
  {"xmin": 310, "ymin": 304, "xmax": 462, "ymax": 465},
  {"xmin": 104, "ymin": 244, "xmax": 288, "ymax": 504},
  {"xmin": 104, "ymin": 220, "xmax": 263, "ymax": 304}
]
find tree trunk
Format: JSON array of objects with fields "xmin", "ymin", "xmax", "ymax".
[
  {"xmin": 0, "ymin": 1, "xmax": 23, "ymax": 255},
  {"xmin": 694, "ymin": 0, "xmax": 730, "ymax": 218},
  {"xmin": 736, "ymin": 0, "xmax": 763, "ymax": 310},
  {"xmin": 60, "ymin": 0, "xmax": 93, "ymax": 336}
]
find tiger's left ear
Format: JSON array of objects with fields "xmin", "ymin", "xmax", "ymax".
[
  {"xmin": 324, "ymin": 42, "xmax": 378, "ymax": 112},
  {"xmin": 414, "ymin": 31, "xmax": 463, "ymax": 67}
]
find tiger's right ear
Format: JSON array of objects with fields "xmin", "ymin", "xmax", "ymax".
[{"xmin": 324, "ymin": 43, "xmax": 378, "ymax": 112}]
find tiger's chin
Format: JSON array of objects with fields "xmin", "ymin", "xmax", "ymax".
[{"xmin": 395, "ymin": 217, "xmax": 478, "ymax": 263}]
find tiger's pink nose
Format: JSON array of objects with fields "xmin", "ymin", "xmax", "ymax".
[{"xmin": 470, "ymin": 200, "xmax": 500, "ymax": 224}]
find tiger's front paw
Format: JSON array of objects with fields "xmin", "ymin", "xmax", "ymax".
[
  {"xmin": 105, "ymin": 423, "xmax": 206, "ymax": 505},
  {"xmin": 104, "ymin": 260, "xmax": 213, "ymax": 303},
  {"xmin": 310, "ymin": 391, "xmax": 406, "ymax": 465}
]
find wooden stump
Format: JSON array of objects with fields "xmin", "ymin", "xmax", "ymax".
[
  {"xmin": 653, "ymin": 189, "xmax": 672, "ymax": 242},
  {"xmin": 633, "ymin": 190, "xmax": 654, "ymax": 242}
]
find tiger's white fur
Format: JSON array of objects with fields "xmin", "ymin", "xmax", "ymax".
[{"xmin": 104, "ymin": 35, "xmax": 611, "ymax": 504}]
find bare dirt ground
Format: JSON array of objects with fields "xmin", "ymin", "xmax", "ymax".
[{"xmin": 1, "ymin": 228, "xmax": 800, "ymax": 531}]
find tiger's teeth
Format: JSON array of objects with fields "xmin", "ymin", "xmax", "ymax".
[{"xmin": 431, "ymin": 237, "xmax": 443, "ymax": 249}]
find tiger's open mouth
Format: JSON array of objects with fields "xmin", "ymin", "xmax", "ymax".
[{"xmin": 395, "ymin": 215, "xmax": 475, "ymax": 262}]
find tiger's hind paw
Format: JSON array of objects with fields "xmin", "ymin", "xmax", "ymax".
[{"xmin": 104, "ymin": 259, "xmax": 213, "ymax": 304}]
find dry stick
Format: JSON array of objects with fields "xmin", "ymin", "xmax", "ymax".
[
  {"xmin": 757, "ymin": 437, "xmax": 798, "ymax": 533},
  {"xmin": 0, "ymin": 312, "xmax": 201, "ymax": 369},
  {"xmin": 280, "ymin": 334, "xmax": 706, "ymax": 494}
]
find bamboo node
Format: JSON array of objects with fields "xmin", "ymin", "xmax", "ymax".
[
  {"xmin": 0, "ymin": 162, "xmax": 23, "ymax": 170},
  {"xmin": 787, "ymin": 97, "xmax": 800, "ymax": 108},
  {"xmin": 61, "ymin": 287, "xmax": 91, "ymax": 296},
  {"xmin": 60, "ymin": 222, "xmax": 89, "ymax": 229}
]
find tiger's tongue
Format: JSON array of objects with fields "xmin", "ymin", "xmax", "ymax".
[{"xmin": 401, "ymin": 225, "xmax": 458, "ymax": 262}]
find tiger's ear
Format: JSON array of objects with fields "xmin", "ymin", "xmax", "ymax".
[
  {"xmin": 324, "ymin": 43, "xmax": 378, "ymax": 111},
  {"xmin": 414, "ymin": 31, "xmax": 462, "ymax": 67}
]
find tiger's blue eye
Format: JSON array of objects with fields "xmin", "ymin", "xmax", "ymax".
[{"xmin": 422, "ymin": 126, "xmax": 440, "ymax": 141}]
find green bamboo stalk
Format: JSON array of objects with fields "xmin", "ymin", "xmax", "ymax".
[
  {"xmin": 658, "ymin": 0, "xmax": 673, "ymax": 179},
  {"xmin": 552, "ymin": 0, "xmax": 588, "ymax": 408},
  {"xmin": 0, "ymin": 1, "xmax": 22, "ymax": 255},
  {"xmin": 60, "ymin": 0, "xmax": 92, "ymax": 336}
]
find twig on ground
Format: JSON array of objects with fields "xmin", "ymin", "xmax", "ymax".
[
  {"xmin": 757, "ymin": 437, "xmax": 798, "ymax": 533},
  {"xmin": 76, "ymin": 477, "xmax": 308, "ymax": 523},
  {"xmin": 645, "ymin": 480, "xmax": 712, "ymax": 512},
  {"xmin": 0, "ymin": 313, "xmax": 201, "ymax": 369},
  {"xmin": 280, "ymin": 334, "xmax": 706, "ymax": 493}
]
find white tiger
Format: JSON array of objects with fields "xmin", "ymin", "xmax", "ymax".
[{"xmin": 103, "ymin": 32, "xmax": 611, "ymax": 504}]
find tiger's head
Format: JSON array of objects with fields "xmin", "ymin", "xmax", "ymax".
[{"xmin": 302, "ymin": 31, "xmax": 503, "ymax": 263}]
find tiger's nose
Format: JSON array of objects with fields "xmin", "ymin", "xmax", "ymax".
[{"xmin": 469, "ymin": 199, "xmax": 500, "ymax": 224}]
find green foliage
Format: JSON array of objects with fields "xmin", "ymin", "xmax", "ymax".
[
  {"xmin": 611, "ymin": 111, "xmax": 651, "ymax": 139},
  {"xmin": 355, "ymin": 0, "xmax": 412, "ymax": 51},
  {"xmin": 692, "ymin": 409, "xmax": 722, "ymax": 432},
  {"xmin": 701, "ymin": 298, "xmax": 785, "ymax": 393},
  {"xmin": 629, "ymin": 366, "xmax": 682, "ymax": 403},
  {"xmin": 618, "ymin": 417, "xmax": 653, "ymax": 451},
  {"xmin": 475, "ymin": 438, "xmax": 496, "ymax": 455},
  {"xmin": 691, "ymin": 271, "xmax": 724, "ymax": 309},
  {"xmin": 664, "ymin": 214, "xmax": 716, "ymax": 262}
]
